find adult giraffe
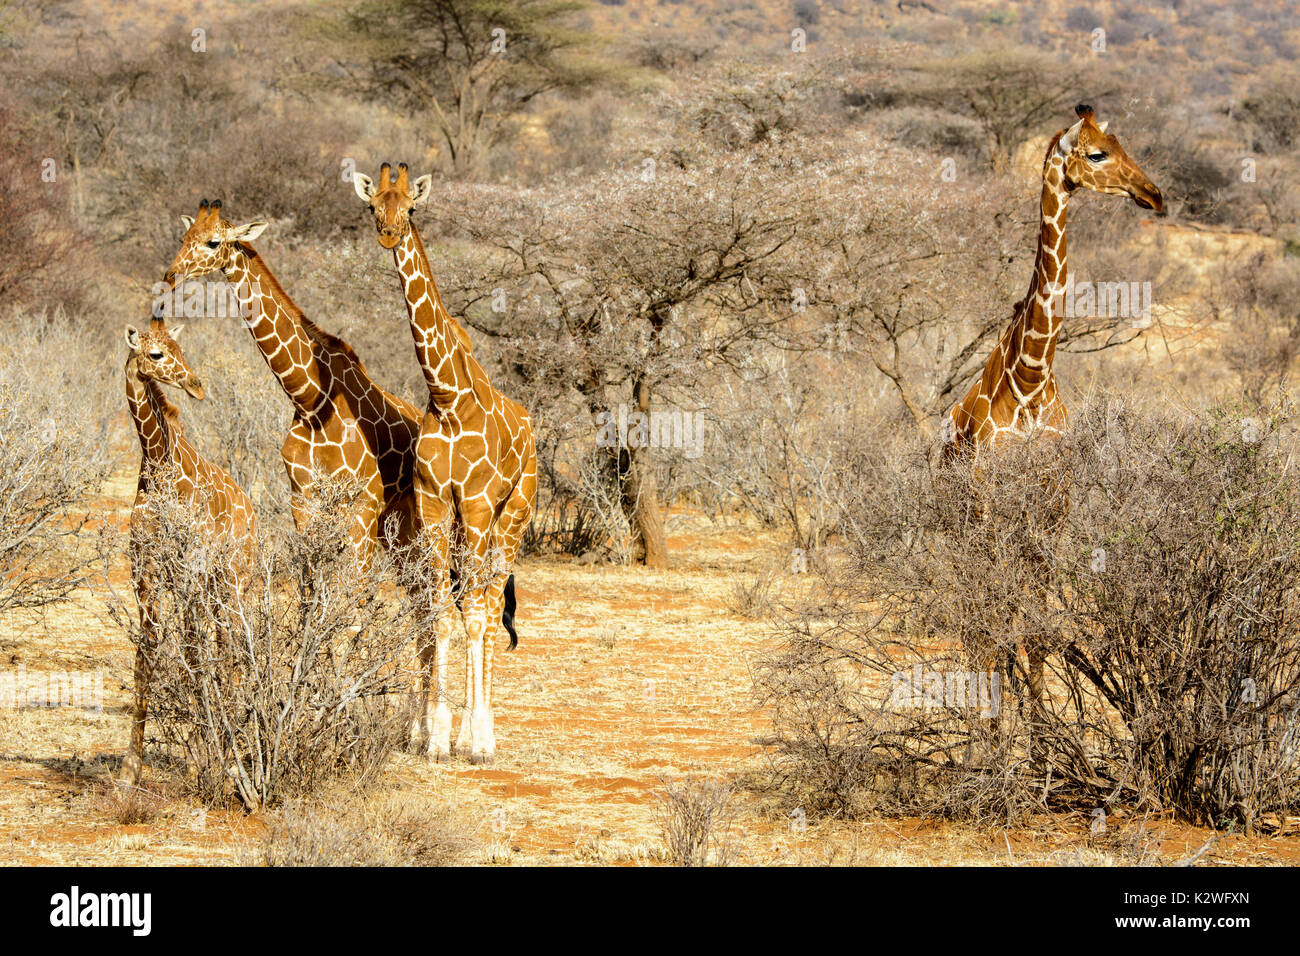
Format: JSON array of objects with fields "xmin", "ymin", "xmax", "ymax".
[
  {"xmin": 121, "ymin": 319, "xmax": 255, "ymax": 786},
  {"xmin": 162, "ymin": 200, "xmax": 421, "ymax": 565},
  {"xmin": 947, "ymin": 104, "xmax": 1162, "ymax": 451},
  {"xmin": 353, "ymin": 163, "xmax": 537, "ymax": 764},
  {"xmin": 944, "ymin": 104, "xmax": 1162, "ymax": 726}
]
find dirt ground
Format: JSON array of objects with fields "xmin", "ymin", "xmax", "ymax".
[{"xmin": 2, "ymin": 474, "xmax": 1299, "ymax": 867}]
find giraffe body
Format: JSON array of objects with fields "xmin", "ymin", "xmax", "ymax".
[
  {"xmin": 121, "ymin": 321, "xmax": 255, "ymax": 786},
  {"xmin": 355, "ymin": 164, "xmax": 537, "ymax": 763}
]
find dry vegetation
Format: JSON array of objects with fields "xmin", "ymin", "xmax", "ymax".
[{"xmin": 1, "ymin": 0, "xmax": 1299, "ymax": 866}]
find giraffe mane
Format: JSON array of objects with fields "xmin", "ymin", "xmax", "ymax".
[
  {"xmin": 1042, "ymin": 129, "xmax": 1067, "ymax": 169},
  {"xmin": 237, "ymin": 242, "xmax": 369, "ymax": 371}
]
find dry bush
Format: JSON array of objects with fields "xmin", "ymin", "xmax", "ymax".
[
  {"xmin": 0, "ymin": 106, "xmax": 90, "ymax": 310},
  {"xmin": 93, "ymin": 784, "xmax": 169, "ymax": 826},
  {"xmin": 0, "ymin": 310, "xmax": 114, "ymax": 618},
  {"xmin": 104, "ymin": 476, "xmax": 445, "ymax": 810},
  {"xmin": 258, "ymin": 791, "xmax": 477, "ymax": 867},
  {"xmin": 1209, "ymin": 251, "xmax": 1300, "ymax": 404},
  {"xmin": 1238, "ymin": 75, "xmax": 1300, "ymax": 155},
  {"xmin": 758, "ymin": 395, "xmax": 1300, "ymax": 831},
  {"xmin": 654, "ymin": 777, "xmax": 736, "ymax": 867},
  {"xmin": 24, "ymin": 37, "xmax": 359, "ymax": 273},
  {"xmin": 727, "ymin": 570, "xmax": 775, "ymax": 619}
]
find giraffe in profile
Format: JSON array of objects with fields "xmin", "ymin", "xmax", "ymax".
[
  {"xmin": 162, "ymin": 199, "xmax": 422, "ymax": 562},
  {"xmin": 947, "ymin": 105, "xmax": 1163, "ymax": 453},
  {"xmin": 945, "ymin": 105, "xmax": 1163, "ymax": 722},
  {"xmin": 121, "ymin": 320, "xmax": 255, "ymax": 786},
  {"xmin": 353, "ymin": 163, "xmax": 537, "ymax": 764}
]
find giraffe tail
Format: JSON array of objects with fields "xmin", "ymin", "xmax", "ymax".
[{"xmin": 502, "ymin": 573, "xmax": 518, "ymax": 650}]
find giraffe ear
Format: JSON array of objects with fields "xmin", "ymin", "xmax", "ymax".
[
  {"xmin": 1058, "ymin": 119, "xmax": 1083, "ymax": 155},
  {"xmin": 353, "ymin": 172, "xmax": 376, "ymax": 202},
  {"xmin": 180, "ymin": 215, "xmax": 195, "ymax": 230},
  {"xmin": 1097, "ymin": 121, "xmax": 1109, "ymax": 134},
  {"xmin": 170, "ymin": 323, "xmax": 185, "ymax": 341},
  {"xmin": 125, "ymin": 325, "xmax": 141, "ymax": 350},
  {"xmin": 410, "ymin": 174, "xmax": 433, "ymax": 204},
  {"xmin": 229, "ymin": 221, "xmax": 268, "ymax": 243}
]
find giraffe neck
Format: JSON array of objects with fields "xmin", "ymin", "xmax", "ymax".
[
  {"xmin": 223, "ymin": 245, "xmax": 330, "ymax": 416},
  {"xmin": 1006, "ymin": 152, "xmax": 1070, "ymax": 397},
  {"xmin": 395, "ymin": 225, "xmax": 473, "ymax": 410},
  {"xmin": 125, "ymin": 356, "xmax": 177, "ymax": 466}
]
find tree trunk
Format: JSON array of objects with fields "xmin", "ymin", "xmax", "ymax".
[{"xmin": 621, "ymin": 379, "xmax": 669, "ymax": 568}]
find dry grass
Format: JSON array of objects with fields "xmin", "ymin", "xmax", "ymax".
[{"xmin": 253, "ymin": 791, "xmax": 477, "ymax": 867}]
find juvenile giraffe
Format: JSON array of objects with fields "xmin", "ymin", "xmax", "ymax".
[
  {"xmin": 945, "ymin": 105, "xmax": 1162, "ymax": 725},
  {"xmin": 162, "ymin": 200, "xmax": 422, "ymax": 564},
  {"xmin": 121, "ymin": 320, "xmax": 255, "ymax": 786},
  {"xmin": 354, "ymin": 163, "xmax": 537, "ymax": 764}
]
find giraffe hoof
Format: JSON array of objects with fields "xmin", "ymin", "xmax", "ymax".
[
  {"xmin": 469, "ymin": 752, "xmax": 494, "ymax": 766},
  {"xmin": 426, "ymin": 746, "xmax": 451, "ymax": 763}
]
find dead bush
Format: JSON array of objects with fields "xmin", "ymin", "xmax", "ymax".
[
  {"xmin": 655, "ymin": 776, "xmax": 736, "ymax": 866},
  {"xmin": 727, "ymin": 570, "xmax": 775, "ymax": 619},
  {"xmin": 94, "ymin": 784, "xmax": 169, "ymax": 826},
  {"xmin": 104, "ymin": 476, "xmax": 446, "ymax": 810},
  {"xmin": 758, "ymin": 395, "xmax": 1300, "ymax": 832}
]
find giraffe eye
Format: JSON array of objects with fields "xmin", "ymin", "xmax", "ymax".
[
  {"xmin": 1087, "ymin": 152, "xmax": 1107, "ymax": 162},
  {"xmin": 148, "ymin": 350, "xmax": 164, "ymax": 360},
  {"xmin": 206, "ymin": 239, "xmax": 220, "ymax": 249}
]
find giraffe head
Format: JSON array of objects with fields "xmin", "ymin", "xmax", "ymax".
[
  {"xmin": 163, "ymin": 199, "xmax": 269, "ymax": 287},
  {"xmin": 1055, "ymin": 104, "xmax": 1163, "ymax": 212},
  {"xmin": 125, "ymin": 322, "xmax": 205, "ymax": 399},
  {"xmin": 352, "ymin": 163, "xmax": 433, "ymax": 249}
]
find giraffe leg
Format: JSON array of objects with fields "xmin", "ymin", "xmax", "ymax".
[
  {"xmin": 120, "ymin": 579, "xmax": 158, "ymax": 787},
  {"xmin": 411, "ymin": 635, "xmax": 433, "ymax": 752},
  {"xmin": 427, "ymin": 610, "xmax": 456, "ymax": 761},
  {"xmin": 415, "ymin": 494, "xmax": 457, "ymax": 761},
  {"xmin": 467, "ymin": 482, "xmax": 533, "ymax": 763},
  {"xmin": 456, "ymin": 618, "xmax": 473, "ymax": 755},
  {"xmin": 462, "ymin": 591, "xmax": 494, "ymax": 764},
  {"xmin": 1026, "ymin": 642, "xmax": 1047, "ymax": 764}
]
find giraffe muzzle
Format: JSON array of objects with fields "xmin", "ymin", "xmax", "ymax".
[
  {"xmin": 1132, "ymin": 183, "xmax": 1163, "ymax": 213},
  {"xmin": 183, "ymin": 377, "xmax": 205, "ymax": 400}
]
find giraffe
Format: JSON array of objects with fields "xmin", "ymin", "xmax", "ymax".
[
  {"xmin": 161, "ymin": 199, "xmax": 422, "ymax": 565},
  {"xmin": 121, "ymin": 319, "xmax": 255, "ymax": 786},
  {"xmin": 947, "ymin": 104, "xmax": 1163, "ymax": 452},
  {"xmin": 353, "ymin": 163, "xmax": 537, "ymax": 764},
  {"xmin": 944, "ymin": 104, "xmax": 1162, "ymax": 731}
]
